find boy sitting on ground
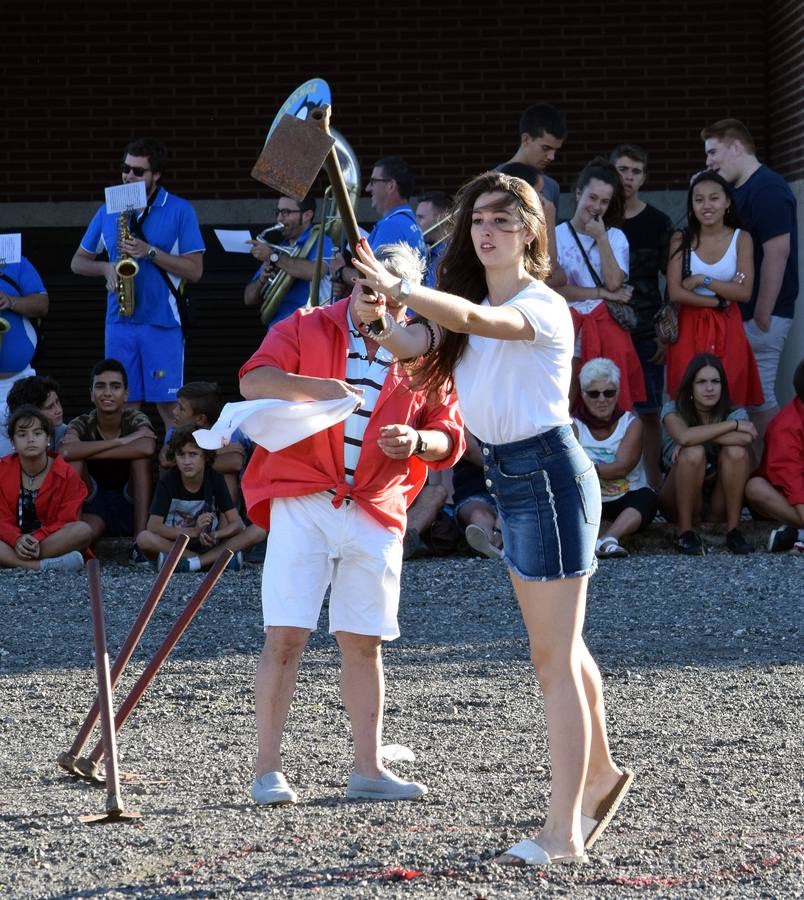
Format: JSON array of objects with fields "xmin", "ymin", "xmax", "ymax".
[
  {"xmin": 745, "ymin": 358, "xmax": 804, "ymax": 553},
  {"xmin": 60, "ymin": 359, "xmax": 156, "ymax": 563},
  {"xmin": 159, "ymin": 381, "xmax": 247, "ymax": 504},
  {"xmin": 137, "ymin": 425, "xmax": 265, "ymax": 571}
]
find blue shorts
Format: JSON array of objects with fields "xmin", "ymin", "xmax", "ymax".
[
  {"xmin": 632, "ymin": 336, "xmax": 665, "ymax": 415},
  {"xmin": 482, "ymin": 425, "xmax": 600, "ymax": 581},
  {"xmin": 105, "ymin": 322, "xmax": 184, "ymax": 403},
  {"xmin": 83, "ymin": 481, "xmax": 134, "ymax": 537}
]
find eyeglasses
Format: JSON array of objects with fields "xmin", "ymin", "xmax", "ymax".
[
  {"xmin": 276, "ymin": 208, "xmax": 302, "ymax": 217},
  {"xmin": 367, "ymin": 177, "xmax": 391, "ymax": 186},
  {"xmin": 121, "ymin": 164, "xmax": 151, "ymax": 176},
  {"xmin": 584, "ymin": 389, "xmax": 617, "ymax": 399}
]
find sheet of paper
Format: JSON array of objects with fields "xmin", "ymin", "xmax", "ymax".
[
  {"xmin": 0, "ymin": 233, "xmax": 22, "ymax": 265},
  {"xmin": 214, "ymin": 229, "xmax": 255, "ymax": 253},
  {"xmin": 104, "ymin": 181, "xmax": 147, "ymax": 214}
]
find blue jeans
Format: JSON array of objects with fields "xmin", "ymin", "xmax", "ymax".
[{"xmin": 482, "ymin": 425, "xmax": 600, "ymax": 581}]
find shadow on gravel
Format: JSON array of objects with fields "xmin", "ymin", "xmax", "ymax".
[{"xmin": 1, "ymin": 555, "xmax": 800, "ymax": 676}]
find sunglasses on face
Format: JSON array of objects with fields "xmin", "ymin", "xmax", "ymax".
[
  {"xmin": 584, "ymin": 389, "xmax": 617, "ymax": 399},
  {"xmin": 121, "ymin": 164, "xmax": 151, "ymax": 176}
]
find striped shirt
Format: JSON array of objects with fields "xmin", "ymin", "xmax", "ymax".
[{"xmin": 342, "ymin": 309, "xmax": 395, "ymax": 484}]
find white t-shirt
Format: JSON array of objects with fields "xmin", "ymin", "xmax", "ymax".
[
  {"xmin": 453, "ymin": 281, "xmax": 574, "ymax": 445},
  {"xmin": 573, "ymin": 411, "xmax": 650, "ymax": 499},
  {"xmin": 555, "ymin": 223, "xmax": 630, "ymax": 315}
]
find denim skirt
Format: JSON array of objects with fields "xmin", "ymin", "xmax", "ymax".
[{"xmin": 482, "ymin": 425, "xmax": 600, "ymax": 581}]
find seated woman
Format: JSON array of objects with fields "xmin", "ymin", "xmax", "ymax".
[
  {"xmin": 665, "ymin": 171, "xmax": 762, "ymax": 408},
  {"xmin": 0, "ymin": 406, "xmax": 91, "ymax": 571},
  {"xmin": 659, "ymin": 353, "xmax": 756, "ymax": 555},
  {"xmin": 555, "ymin": 157, "xmax": 646, "ymax": 410},
  {"xmin": 572, "ymin": 358, "xmax": 657, "ymax": 559},
  {"xmin": 453, "ymin": 429, "xmax": 503, "ymax": 559}
]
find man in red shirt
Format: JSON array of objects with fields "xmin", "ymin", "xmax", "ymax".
[
  {"xmin": 746, "ymin": 359, "xmax": 804, "ymax": 552},
  {"xmin": 239, "ymin": 242, "xmax": 464, "ymax": 806}
]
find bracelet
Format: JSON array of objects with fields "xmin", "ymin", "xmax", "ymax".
[{"xmin": 371, "ymin": 314, "xmax": 397, "ymax": 343}]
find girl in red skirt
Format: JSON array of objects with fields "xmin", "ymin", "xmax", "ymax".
[{"xmin": 666, "ymin": 171, "xmax": 763, "ymax": 407}]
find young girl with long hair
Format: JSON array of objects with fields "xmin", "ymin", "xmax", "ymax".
[
  {"xmin": 665, "ymin": 171, "xmax": 762, "ymax": 407},
  {"xmin": 352, "ymin": 171, "xmax": 632, "ymax": 867}
]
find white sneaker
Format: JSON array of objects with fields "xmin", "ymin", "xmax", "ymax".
[{"xmin": 40, "ymin": 551, "xmax": 85, "ymax": 572}]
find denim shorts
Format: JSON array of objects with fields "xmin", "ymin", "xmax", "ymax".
[{"xmin": 482, "ymin": 425, "xmax": 600, "ymax": 581}]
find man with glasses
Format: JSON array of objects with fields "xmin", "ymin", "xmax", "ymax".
[
  {"xmin": 244, "ymin": 194, "xmax": 332, "ymax": 326},
  {"xmin": 330, "ymin": 157, "xmax": 425, "ymax": 291},
  {"xmin": 70, "ymin": 138, "xmax": 205, "ymax": 432}
]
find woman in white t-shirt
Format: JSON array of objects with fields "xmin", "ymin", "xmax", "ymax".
[
  {"xmin": 352, "ymin": 171, "xmax": 633, "ymax": 867},
  {"xmin": 555, "ymin": 158, "xmax": 646, "ymax": 411},
  {"xmin": 572, "ymin": 358, "xmax": 657, "ymax": 559}
]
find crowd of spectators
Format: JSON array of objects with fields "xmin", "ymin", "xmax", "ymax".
[{"xmin": 0, "ymin": 110, "xmax": 801, "ymax": 573}]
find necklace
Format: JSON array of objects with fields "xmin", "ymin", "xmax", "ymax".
[{"xmin": 21, "ymin": 458, "xmax": 49, "ymax": 489}]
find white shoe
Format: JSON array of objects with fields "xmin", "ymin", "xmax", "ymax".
[
  {"xmin": 251, "ymin": 771, "xmax": 297, "ymax": 806},
  {"xmin": 465, "ymin": 524, "xmax": 503, "ymax": 559},
  {"xmin": 346, "ymin": 769, "xmax": 427, "ymax": 800},
  {"xmin": 40, "ymin": 551, "xmax": 85, "ymax": 572}
]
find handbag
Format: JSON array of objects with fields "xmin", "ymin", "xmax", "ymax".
[
  {"xmin": 653, "ymin": 233, "xmax": 689, "ymax": 345},
  {"xmin": 567, "ymin": 223, "xmax": 637, "ymax": 332}
]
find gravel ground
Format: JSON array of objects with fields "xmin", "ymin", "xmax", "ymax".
[{"xmin": 0, "ymin": 550, "xmax": 802, "ymax": 899}]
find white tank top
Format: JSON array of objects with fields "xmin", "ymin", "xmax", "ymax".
[
  {"xmin": 690, "ymin": 229, "xmax": 740, "ymax": 296},
  {"xmin": 573, "ymin": 411, "xmax": 649, "ymax": 500}
]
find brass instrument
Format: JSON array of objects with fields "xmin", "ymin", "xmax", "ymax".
[
  {"xmin": 0, "ymin": 316, "xmax": 10, "ymax": 356},
  {"xmin": 259, "ymin": 126, "xmax": 361, "ymax": 325},
  {"xmin": 115, "ymin": 210, "xmax": 138, "ymax": 317}
]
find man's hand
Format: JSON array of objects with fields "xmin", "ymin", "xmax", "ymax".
[
  {"xmin": 312, "ymin": 378, "xmax": 365, "ymax": 404},
  {"xmin": 119, "ymin": 237, "xmax": 150, "ymax": 259},
  {"xmin": 377, "ymin": 424, "xmax": 418, "ymax": 459},
  {"xmin": 104, "ymin": 262, "xmax": 118, "ymax": 293},
  {"xmin": 354, "ymin": 291, "xmax": 387, "ymax": 325},
  {"xmin": 0, "ymin": 292, "xmax": 14, "ymax": 311}
]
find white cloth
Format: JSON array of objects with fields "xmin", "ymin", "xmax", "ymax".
[
  {"xmin": 574, "ymin": 412, "xmax": 649, "ymax": 500},
  {"xmin": 194, "ymin": 396, "xmax": 359, "ymax": 453},
  {"xmin": 555, "ymin": 223, "xmax": 630, "ymax": 315},
  {"xmin": 690, "ymin": 229, "xmax": 740, "ymax": 297},
  {"xmin": 453, "ymin": 281, "xmax": 574, "ymax": 445}
]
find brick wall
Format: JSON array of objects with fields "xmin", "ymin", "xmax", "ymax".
[
  {"xmin": 3, "ymin": 0, "xmax": 774, "ymax": 203},
  {"xmin": 767, "ymin": 0, "xmax": 804, "ymax": 180}
]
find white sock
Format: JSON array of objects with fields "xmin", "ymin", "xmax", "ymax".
[{"xmin": 188, "ymin": 556, "xmax": 202, "ymax": 572}]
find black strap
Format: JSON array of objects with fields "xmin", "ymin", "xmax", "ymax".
[
  {"xmin": 566, "ymin": 223, "xmax": 604, "ymax": 289},
  {"xmin": 127, "ymin": 191, "xmax": 189, "ymax": 315},
  {"xmin": 0, "ymin": 273, "xmax": 22, "ymax": 294}
]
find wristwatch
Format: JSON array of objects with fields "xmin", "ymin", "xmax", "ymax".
[
  {"xmin": 702, "ymin": 275, "xmax": 712, "ymax": 287},
  {"xmin": 413, "ymin": 431, "xmax": 428, "ymax": 455},
  {"xmin": 393, "ymin": 278, "xmax": 412, "ymax": 302},
  {"xmin": 147, "ymin": 245, "xmax": 159, "ymax": 260}
]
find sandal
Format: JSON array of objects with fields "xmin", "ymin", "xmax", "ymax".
[
  {"xmin": 595, "ymin": 536, "xmax": 629, "ymax": 559},
  {"xmin": 581, "ymin": 768, "xmax": 634, "ymax": 849},
  {"xmin": 496, "ymin": 839, "xmax": 588, "ymax": 867},
  {"xmin": 465, "ymin": 524, "xmax": 503, "ymax": 559}
]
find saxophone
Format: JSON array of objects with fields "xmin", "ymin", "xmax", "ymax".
[{"xmin": 115, "ymin": 210, "xmax": 138, "ymax": 317}]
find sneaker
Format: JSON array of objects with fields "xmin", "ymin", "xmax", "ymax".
[
  {"xmin": 226, "ymin": 551, "xmax": 243, "ymax": 572},
  {"xmin": 726, "ymin": 528, "xmax": 754, "ymax": 555},
  {"xmin": 675, "ymin": 530, "xmax": 704, "ymax": 556},
  {"xmin": 465, "ymin": 524, "xmax": 503, "ymax": 559},
  {"xmin": 794, "ymin": 541, "xmax": 804, "ymax": 553},
  {"xmin": 251, "ymin": 771, "xmax": 297, "ymax": 806},
  {"xmin": 128, "ymin": 545, "xmax": 149, "ymax": 566},
  {"xmin": 767, "ymin": 525, "xmax": 797, "ymax": 553},
  {"xmin": 40, "ymin": 551, "xmax": 85, "ymax": 572},
  {"xmin": 346, "ymin": 769, "xmax": 428, "ymax": 801}
]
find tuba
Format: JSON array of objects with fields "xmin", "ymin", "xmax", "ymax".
[
  {"xmin": 115, "ymin": 210, "xmax": 138, "ymax": 317},
  {"xmin": 259, "ymin": 127, "xmax": 361, "ymax": 325}
]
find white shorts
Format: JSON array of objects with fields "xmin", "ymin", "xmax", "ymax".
[
  {"xmin": 745, "ymin": 315, "xmax": 794, "ymax": 412},
  {"xmin": 261, "ymin": 491, "xmax": 403, "ymax": 640}
]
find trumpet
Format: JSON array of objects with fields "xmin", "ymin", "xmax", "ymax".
[
  {"xmin": 116, "ymin": 210, "xmax": 138, "ymax": 317},
  {"xmin": 0, "ymin": 316, "xmax": 10, "ymax": 356}
]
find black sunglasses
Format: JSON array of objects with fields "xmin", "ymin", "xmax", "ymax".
[
  {"xmin": 121, "ymin": 164, "xmax": 151, "ymax": 176},
  {"xmin": 584, "ymin": 389, "xmax": 617, "ymax": 399}
]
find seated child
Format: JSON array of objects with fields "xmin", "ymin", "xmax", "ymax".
[
  {"xmin": 453, "ymin": 430, "xmax": 503, "ymax": 559},
  {"xmin": 6, "ymin": 374, "xmax": 68, "ymax": 451},
  {"xmin": 137, "ymin": 425, "xmax": 265, "ymax": 571},
  {"xmin": 0, "ymin": 406, "xmax": 92, "ymax": 571},
  {"xmin": 160, "ymin": 381, "xmax": 247, "ymax": 504},
  {"xmin": 745, "ymin": 358, "xmax": 804, "ymax": 553},
  {"xmin": 60, "ymin": 359, "xmax": 156, "ymax": 562}
]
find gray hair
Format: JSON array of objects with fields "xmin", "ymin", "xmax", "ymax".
[
  {"xmin": 375, "ymin": 242, "xmax": 426, "ymax": 285},
  {"xmin": 579, "ymin": 357, "xmax": 621, "ymax": 390}
]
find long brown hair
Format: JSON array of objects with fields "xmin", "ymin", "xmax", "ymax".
[
  {"xmin": 675, "ymin": 353, "xmax": 733, "ymax": 424},
  {"xmin": 415, "ymin": 170, "xmax": 549, "ymax": 394}
]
